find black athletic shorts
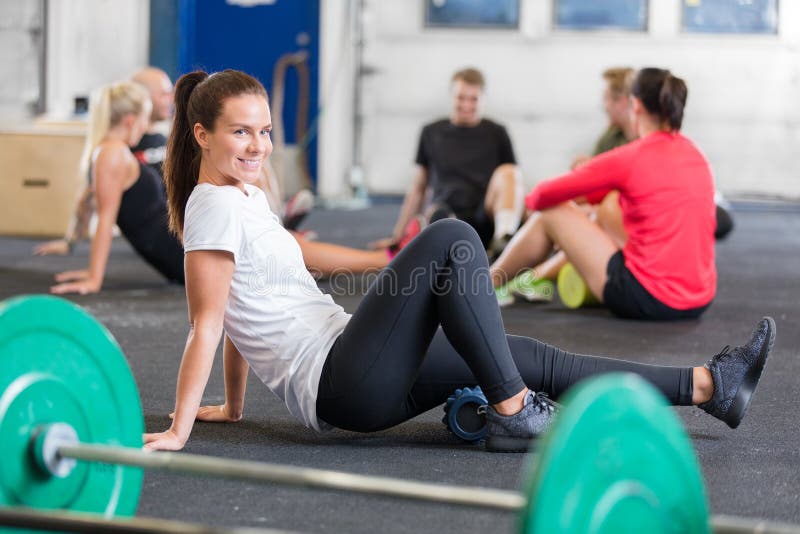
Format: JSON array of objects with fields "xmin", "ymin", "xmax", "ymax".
[{"xmin": 602, "ymin": 251, "xmax": 711, "ymax": 321}]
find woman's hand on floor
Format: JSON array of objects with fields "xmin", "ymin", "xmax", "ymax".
[
  {"xmin": 33, "ymin": 239, "xmax": 71, "ymax": 256},
  {"xmin": 142, "ymin": 429, "xmax": 186, "ymax": 451},
  {"xmin": 50, "ymin": 270, "xmax": 100, "ymax": 294},
  {"xmin": 172, "ymin": 404, "xmax": 243, "ymax": 423}
]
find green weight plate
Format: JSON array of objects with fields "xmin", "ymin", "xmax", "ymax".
[
  {"xmin": 0, "ymin": 295, "xmax": 143, "ymax": 518},
  {"xmin": 521, "ymin": 373, "xmax": 710, "ymax": 534},
  {"xmin": 557, "ymin": 263, "xmax": 599, "ymax": 309}
]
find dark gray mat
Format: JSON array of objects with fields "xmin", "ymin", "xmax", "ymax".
[{"xmin": 1, "ymin": 201, "xmax": 798, "ymax": 533}]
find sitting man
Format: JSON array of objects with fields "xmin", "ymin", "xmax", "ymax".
[
  {"xmin": 373, "ymin": 67, "xmax": 524, "ymax": 257},
  {"xmin": 572, "ymin": 67, "xmax": 637, "ymax": 169}
]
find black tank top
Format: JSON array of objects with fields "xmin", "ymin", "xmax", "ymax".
[{"xmin": 116, "ymin": 163, "xmax": 184, "ymax": 283}]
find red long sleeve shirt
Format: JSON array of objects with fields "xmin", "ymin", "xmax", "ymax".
[{"xmin": 526, "ymin": 131, "xmax": 716, "ymax": 310}]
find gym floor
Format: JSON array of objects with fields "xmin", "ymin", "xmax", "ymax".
[{"xmin": 1, "ymin": 200, "xmax": 798, "ymax": 533}]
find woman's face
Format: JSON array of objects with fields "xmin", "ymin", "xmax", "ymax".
[{"xmin": 196, "ymin": 94, "xmax": 272, "ymax": 188}]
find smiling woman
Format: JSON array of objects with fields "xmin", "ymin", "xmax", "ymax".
[{"xmin": 164, "ymin": 70, "xmax": 273, "ymax": 238}]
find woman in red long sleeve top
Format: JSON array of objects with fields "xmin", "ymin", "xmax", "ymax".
[{"xmin": 492, "ymin": 68, "xmax": 716, "ymax": 320}]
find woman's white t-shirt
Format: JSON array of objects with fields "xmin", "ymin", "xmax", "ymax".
[{"xmin": 183, "ymin": 183, "xmax": 351, "ymax": 431}]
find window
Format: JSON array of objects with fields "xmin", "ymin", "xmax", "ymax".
[
  {"xmin": 555, "ymin": 0, "xmax": 648, "ymax": 31},
  {"xmin": 683, "ymin": 0, "xmax": 778, "ymax": 34},
  {"xmin": 425, "ymin": 0, "xmax": 520, "ymax": 29}
]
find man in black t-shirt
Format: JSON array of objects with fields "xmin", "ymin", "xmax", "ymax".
[
  {"xmin": 130, "ymin": 67, "xmax": 174, "ymax": 175},
  {"xmin": 374, "ymin": 68, "xmax": 524, "ymax": 253}
]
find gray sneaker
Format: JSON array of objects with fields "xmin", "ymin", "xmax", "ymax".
[
  {"xmin": 699, "ymin": 316, "xmax": 775, "ymax": 429},
  {"xmin": 484, "ymin": 390, "xmax": 559, "ymax": 452}
]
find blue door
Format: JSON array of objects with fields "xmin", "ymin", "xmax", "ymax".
[{"xmin": 150, "ymin": 0, "xmax": 320, "ymax": 184}]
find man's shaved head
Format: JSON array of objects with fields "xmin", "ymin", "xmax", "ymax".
[{"xmin": 132, "ymin": 67, "xmax": 173, "ymax": 122}]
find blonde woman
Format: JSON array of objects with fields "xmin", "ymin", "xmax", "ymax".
[{"xmin": 49, "ymin": 81, "xmax": 185, "ymax": 294}]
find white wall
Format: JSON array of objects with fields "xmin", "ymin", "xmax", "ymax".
[
  {"xmin": 46, "ymin": 0, "xmax": 149, "ymax": 116},
  {"xmin": 317, "ymin": 1, "xmax": 357, "ymax": 198},
  {"xmin": 319, "ymin": 0, "xmax": 800, "ymax": 200},
  {"xmin": 0, "ymin": 1, "xmax": 44, "ymax": 121}
]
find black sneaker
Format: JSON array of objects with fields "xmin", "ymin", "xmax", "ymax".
[
  {"xmin": 484, "ymin": 391, "xmax": 559, "ymax": 452},
  {"xmin": 699, "ymin": 317, "xmax": 775, "ymax": 429}
]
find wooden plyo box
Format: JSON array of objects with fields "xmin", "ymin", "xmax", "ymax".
[{"xmin": 0, "ymin": 127, "xmax": 86, "ymax": 237}]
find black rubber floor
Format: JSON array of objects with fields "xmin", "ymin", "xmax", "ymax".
[{"xmin": 1, "ymin": 200, "xmax": 798, "ymax": 533}]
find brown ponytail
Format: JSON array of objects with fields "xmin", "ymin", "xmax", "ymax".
[
  {"xmin": 164, "ymin": 71, "xmax": 208, "ymax": 239},
  {"xmin": 164, "ymin": 69, "xmax": 268, "ymax": 239},
  {"xmin": 631, "ymin": 68, "xmax": 688, "ymax": 131}
]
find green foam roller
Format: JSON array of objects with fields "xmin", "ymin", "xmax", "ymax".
[{"xmin": 557, "ymin": 262, "xmax": 599, "ymax": 309}]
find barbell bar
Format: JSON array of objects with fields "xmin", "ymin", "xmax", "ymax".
[
  {"xmin": 22, "ymin": 420, "xmax": 800, "ymax": 534},
  {"xmin": 41, "ymin": 426, "xmax": 524, "ymax": 512},
  {"xmin": 36, "ymin": 430, "xmax": 800, "ymax": 534},
  {"xmin": 0, "ymin": 507, "xmax": 296, "ymax": 534}
]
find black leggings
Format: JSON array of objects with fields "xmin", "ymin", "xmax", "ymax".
[{"xmin": 316, "ymin": 219, "xmax": 694, "ymax": 433}]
